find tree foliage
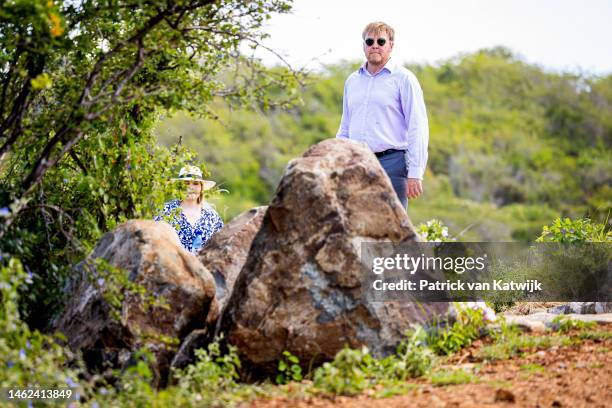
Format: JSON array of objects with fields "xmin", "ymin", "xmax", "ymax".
[
  {"xmin": 0, "ymin": 0, "xmax": 302, "ymax": 328},
  {"xmin": 0, "ymin": 0, "xmax": 300, "ymax": 227}
]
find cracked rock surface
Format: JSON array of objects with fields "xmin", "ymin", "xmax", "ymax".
[{"xmin": 217, "ymin": 139, "xmax": 452, "ymax": 376}]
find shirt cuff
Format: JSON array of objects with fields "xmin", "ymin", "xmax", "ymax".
[{"xmin": 408, "ymin": 166, "xmax": 425, "ymax": 180}]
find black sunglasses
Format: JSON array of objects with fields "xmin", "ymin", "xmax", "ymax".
[{"xmin": 365, "ymin": 38, "xmax": 387, "ymax": 47}]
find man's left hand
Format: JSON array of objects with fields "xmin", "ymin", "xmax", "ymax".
[{"xmin": 406, "ymin": 178, "xmax": 423, "ymax": 199}]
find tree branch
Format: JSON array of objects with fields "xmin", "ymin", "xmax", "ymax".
[{"xmin": 69, "ymin": 150, "xmax": 88, "ymax": 176}]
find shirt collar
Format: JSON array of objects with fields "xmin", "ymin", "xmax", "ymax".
[{"xmin": 359, "ymin": 58, "xmax": 396, "ymax": 76}]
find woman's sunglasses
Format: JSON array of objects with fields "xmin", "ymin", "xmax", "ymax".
[{"xmin": 365, "ymin": 38, "xmax": 387, "ymax": 47}]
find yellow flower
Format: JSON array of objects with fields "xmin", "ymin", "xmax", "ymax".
[
  {"xmin": 49, "ymin": 12, "xmax": 64, "ymax": 37},
  {"xmin": 31, "ymin": 73, "xmax": 52, "ymax": 90}
]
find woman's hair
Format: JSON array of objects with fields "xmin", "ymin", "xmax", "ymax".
[{"xmin": 197, "ymin": 181, "xmax": 205, "ymax": 204}]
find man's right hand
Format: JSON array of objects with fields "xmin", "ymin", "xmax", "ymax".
[{"xmin": 406, "ymin": 178, "xmax": 423, "ymax": 199}]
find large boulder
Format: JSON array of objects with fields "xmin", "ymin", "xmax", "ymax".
[
  {"xmin": 217, "ymin": 138, "xmax": 451, "ymax": 376},
  {"xmin": 198, "ymin": 206, "xmax": 267, "ymax": 309},
  {"xmin": 53, "ymin": 220, "xmax": 218, "ymax": 386},
  {"xmin": 170, "ymin": 206, "xmax": 267, "ymax": 371}
]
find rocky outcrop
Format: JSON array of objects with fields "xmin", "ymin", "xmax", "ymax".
[
  {"xmin": 170, "ymin": 206, "xmax": 267, "ymax": 370},
  {"xmin": 217, "ymin": 138, "xmax": 452, "ymax": 376},
  {"xmin": 53, "ymin": 220, "xmax": 218, "ymax": 386},
  {"xmin": 501, "ymin": 312, "xmax": 612, "ymax": 332},
  {"xmin": 548, "ymin": 302, "xmax": 612, "ymax": 315},
  {"xmin": 198, "ymin": 206, "xmax": 267, "ymax": 309}
]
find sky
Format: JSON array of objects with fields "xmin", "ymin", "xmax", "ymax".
[{"xmin": 254, "ymin": 0, "xmax": 612, "ymax": 75}]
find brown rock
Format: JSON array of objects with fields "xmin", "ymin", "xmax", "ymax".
[
  {"xmin": 217, "ymin": 138, "xmax": 452, "ymax": 376},
  {"xmin": 53, "ymin": 220, "xmax": 218, "ymax": 386},
  {"xmin": 198, "ymin": 206, "xmax": 267, "ymax": 309},
  {"xmin": 494, "ymin": 388, "xmax": 516, "ymax": 403},
  {"xmin": 170, "ymin": 206, "xmax": 267, "ymax": 372}
]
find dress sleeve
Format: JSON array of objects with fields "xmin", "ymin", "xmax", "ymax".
[
  {"xmin": 153, "ymin": 204, "xmax": 168, "ymax": 221},
  {"xmin": 213, "ymin": 211, "xmax": 224, "ymax": 233}
]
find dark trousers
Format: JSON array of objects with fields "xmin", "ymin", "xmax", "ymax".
[{"xmin": 377, "ymin": 150, "xmax": 408, "ymax": 209}]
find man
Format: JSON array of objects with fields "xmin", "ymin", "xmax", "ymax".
[{"xmin": 337, "ymin": 21, "xmax": 429, "ymax": 209}]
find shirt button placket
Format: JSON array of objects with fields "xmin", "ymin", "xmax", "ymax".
[{"xmin": 363, "ymin": 76, "xmax": 373, "ymax": 137}]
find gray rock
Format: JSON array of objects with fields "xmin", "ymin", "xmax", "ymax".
[
  {"xmin": 548, "ymin": 302, "xmax": 612, "ymax": 315},
  {"xmin": 216, "ymin": 138, "xmax": 453, "ymax": 377},
  {"xmin": 501, "ymin": 312, "xmax": 612, "ymax": 332}
]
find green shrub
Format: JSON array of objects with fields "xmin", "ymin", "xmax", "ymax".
[
  {"xmin": 312, "ymin": 326, "xmax": 437, "ymax": 396},
  {"xmin": 392, "ymin": 326, "xmax": 436, "ymax": 379},
  {"xmin": 427, "ymin": 303, "xmax": 488, "ymax": 355},
  {"xmin": 172, "ymin": 340, "xmax": 241, "ymax": 394},
  {"xmin": 416, "ymin": 219, "xmax": 455, "ymax": 242},
  {"xmin": 275, "ymin": 351, "xmax": 303, "ymax": 384},
  {"xmin": 476, "ymin": 333, "xmax": 573, "ymax": 361},
  {"xmin": 312, "ymin": 346, "xmax": 374, "ymax": 396},
  {"xmin": 529, "ymin": 242, "xmax": 610, "ymax": 301},
  {"xmin": 0, "ymin": 257, "xmax": 79, "ymax": 386},
  {"xmin": 550, "ymin": 316, "xmax": 596, "ymax": 333},
  {"xmin": 577, "ymin": 331, "xmax": 612, "ymax": 341},
  {"xmin": 536, "ymin": 217, "xmax": 611, "ymax": 242},
  {"xmin": 91, "ymin": 349, "xmax": 157, "ymax": 406},
  {"xmin": 488, "ymin": 216, "xmax": 611, "ymax": 306}
]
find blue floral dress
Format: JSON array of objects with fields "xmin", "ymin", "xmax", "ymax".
[{"xmin": 154, "ymin": 200, "xmax": 224, "ymax": 253}]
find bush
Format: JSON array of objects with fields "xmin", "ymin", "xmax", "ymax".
[
  {"xmin": 392, "ymin": 326, "xmax": 436, "ymax": 379},
  {"xmin": 426, "ymin": 303, "xmax": 489, "ymax": 355},
  {"xmin": 550, "ymin": 316, "xmax": 596, "ymax": 333},
  {"xmin": 536, "ymin": 217, "xmax": 611, "ymax": 242},
  {"xmin": 311, "ymin": 306, "xmax": 497, "ymax": 396},
  {"xmin": 172, "ymin": 340, "xmax": 241, "ymax": 396},
  {"xmin": 0, "ymin": 257, "xmax": 82, "ymax": 393},
  {"xmin": 312, "ymin": 326, "xmax": 436, "ymax": 396},
  {"xmin": 312, "ymin": 346, "xmax": 375, "ymax": 396},
  {"xmin": 417, "ymin": 219, "xmax": 455, "ymax": 242}
]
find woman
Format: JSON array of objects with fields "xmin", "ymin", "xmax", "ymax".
[{"xmin": 154, "ymin": 165, "xmax": 223, "ymax": 253}]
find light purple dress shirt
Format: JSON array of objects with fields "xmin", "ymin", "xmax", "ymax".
[{"xmin": 336, "ymin": 59, "xmax": 429, "ymax": 180}]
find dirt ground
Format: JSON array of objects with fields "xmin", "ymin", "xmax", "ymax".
[{"xmin": 247, "ymin": 323, "xmax": 612, "ymax": 408}]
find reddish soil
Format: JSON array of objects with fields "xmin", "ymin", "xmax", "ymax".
[{"xmin": 247, "ymin": 323, "xmax": 612, "ymax": 408}]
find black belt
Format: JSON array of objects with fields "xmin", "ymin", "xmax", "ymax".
[{"xmin": 374, "ymin": 149, "xmax": 405, "ymax": 158}]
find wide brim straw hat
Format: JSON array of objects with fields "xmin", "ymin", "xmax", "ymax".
[{"xmin": 171, "ymin": 165, "xmax": 216, "ymax": 190}]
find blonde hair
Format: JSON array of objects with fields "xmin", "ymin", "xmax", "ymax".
[{"xmin": 362, "ymin": 22, "xmax": 395, "ymax": 41}]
